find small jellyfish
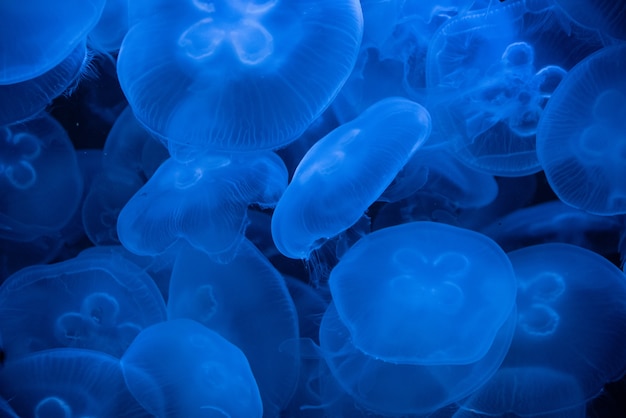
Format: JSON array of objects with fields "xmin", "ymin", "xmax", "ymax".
[
  {"xmin": 459, "ymin": 243, "xmax": 626, "ymax": 416},
  {"xmin": 117, "ymin": 0, "xmax": 363, "ymax": 152},
  {"xmin": 0, "ymin": 252, "xmax": 167, "ymax": 358},
  {"xmin": 0, "ymin": 113, "xmax": 83, "ymax": 241},
  {"xmin": 537, "ymin": 44, "xmax": 626, "ymax": 215},
  {"xmin": 272, "ymin": 97, "xmax": 432, "ymax": 259},
  {"xmin": 117, "ymin": 151, "xmax": 287, "ymax": 262},
  {"xmin": 0, "ymin": 348, "xmax": 149, "ymax": 418},
  {"xmin": 121, "ymin": 319, "xmax": 262, "ymax": 418},
  {"xmin": 329, "ymin": 221, "xmax": 517, "ymax": 365},
  {"xmin": 168, "ymin": 239, "xmax": 300, "ymax": 416}
]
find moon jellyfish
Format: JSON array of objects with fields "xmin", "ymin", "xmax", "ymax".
[
  {"xmin": 121, "ymin": 319, "xmax": 262, "ymax": 418},
  {"xmin": 117, "ymin": 0, "xmax": 363, "ymax": 152},
  {"xmin": 482, "ymin": 200, "xmax": 623, "ymax": 256},
  {"xmin": 0, "ymin": 1, "xmax": 104, "ymax": 84},
  {"xmin": 536, "ymin": 44, "xmax": 626, "ymax": 215},
  {"xmin": 0, "ymin": 113, "xmax": 83, "ymax": 241},
  {"xmin": 168, "ymin": 239, "xmax": 299, "ymax": 416},
  {"xmin": 329, "ymin": 221, "xmax": 516, "ymax": 364},
  {"xmin": 0, "ymin": 348, "xmax": 149, "ymax": 418},
  {"xmin": 118, "ymin": 151, "xmax": 287, "ymax": 262},
  {"xmin": 459, "ymin": 243, "xmax": 626, "ymax": 417},
  {"xmin": 272, "ymin": 97, "xmax": 432, "ymax": 259},
  {"xmin": 426, "ymin": 0, "xmax": 603, "ymax": 176},
  {"xmin": 88, "ymin": 0, "xmax": 129, "ymax": 52},
  {"xmin": 0, "ymin": 252, "xmax": 166, "ymax": 359},
  {"xmin": 319, "ymin": 301, "xmax": 516, "ymax": 416}
]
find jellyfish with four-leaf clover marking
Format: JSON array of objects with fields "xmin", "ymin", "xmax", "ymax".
[
  {"xmin": 320, "ymin": 221, "xmax": 517, "ymax": 416},
  {"xmin": 117, "ymin": 0, "xmax": 363, "ymax": 153}
]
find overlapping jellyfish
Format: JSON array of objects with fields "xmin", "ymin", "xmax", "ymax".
[
  {"xmin": 320, "ymin": 221, "xmax": 517, "ymax": 416},
  {"xmin": 118, "ymin": 0, "xmax": 363, "ymax": 154}
]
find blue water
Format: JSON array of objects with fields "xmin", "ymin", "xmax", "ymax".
[{"xmin": 1, "ymin": 1, "xmax": 626, "ymax": 417}]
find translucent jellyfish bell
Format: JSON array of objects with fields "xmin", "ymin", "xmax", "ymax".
[
  {"xmin": 329, "ymin": 221, "xmax": 517, "ymax": 365},
  {"xmin": 117, "ymin": 151, "xmax": 287, "ymax": 261},
  {"xmin": 0, "ymin": 348, "xmax": 149, "ymax": 418},
  {"xmin": 121, "ymin": 319, "xmax": 262, "ymax": 418},
  {"xmin": 553, "ymin": 0, "xmax": 626, "ymax": 40},
  {"xmin": 537, "ymin": 44, "xmax": 626, "ymax": 215},
  {"xmin": 0, "ymin": 252, "xmax": 167, "ymax": 359},
  {"xmin": 0, "ymin": 1, "xmax": 105, "ymax": 84},
  {"xmin": 459, "ymin": 243, "xmax": 626, "ymax": 417},
  {"xmin": 272, "ymin": 97, "xmax": 432, "ymax": 259},
  {"xmin": 319, "ymin": 301, "xmax": 517, "ymax": 416},
  {"xmin": 168, "ymin": 240, "xmax": 300, "ymax": 416},
  {"xmin": 0, "ymin": 114, "xmax": 83, "ymax": 241},
  {"xmin": 117, "ymin": 0, "xmax": 363, "ymax": 152}
]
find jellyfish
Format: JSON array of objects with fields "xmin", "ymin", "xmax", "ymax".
[
  {"xmin": 0, "ymin": 1, "xmax": 104, "ymax": 84},
  {"xmin": 272, "ymin": 97, "xmax": 432, "ymax": 259},
  {"xmin": 482, "ymin": 200, "xmax": 623, "ymax": 255},
  {"xmin": 168, "ymin": 239, "xmax": 300, "ymax": 416},
  {"xmin": 0, "ymin": 252, "xmax": 167, "ymax": 359},
  {"xmin": 329, "ymin": 221, "xmax": 517, "ymax": 364},
  {"xmin": 117, "ymin": 0, "xmax": 363, "ymax": 152},
  {"xmin": 536, "ymin": 44, "xmax": 626, "ymax": 215},
  {"xmin": 0, "ymin": 398, "xmax": 19, "ymax": 418},
  {"xmin": 425, "ymin": 0, "xmax": 604, "ymax": 176},
  {"xmin": 457, "ymin": 243, "xmax": 626, "ymax": 416},
  {"xmin": 117, "ymin": 151, "xmax": 288, "ymax": 262},
  {"xmin": 121, "ymin": 319, "xmax": 262, "ymax": 418},
  {"xmin": 319, "ymin": 301, "xmax": 517, "ymax": 416},
  {"xmin": 0, "ymin": 348, "xmax": 149, "ymax": 418},
  {"xmin": 0, "ymin": 113, "xmax": 83, "ymax": 241}
]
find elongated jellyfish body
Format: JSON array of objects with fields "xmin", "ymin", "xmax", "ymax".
[{"xmin": 272, "ymin": 97, "xmax": 432, "ymax": 259}]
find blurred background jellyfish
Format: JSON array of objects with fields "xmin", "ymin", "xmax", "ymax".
[
  {"xmin": 0, "ymin": 252, "xmax": 166, "ymax": 359},
  {"xmin": 457, "ymin": 243, "xmax": 626, "ymax": 417},
  {"xmin": 0, "ymin": 114, "xmax": 83, "ymax": 242},
  {"xmin": 552, "ymin": 0, "xmax": 626, "ymax": 41},
  {"xmin": 117, "ymin": 151, "xmax": 287, "ymax": 262},
  {"xmin": 272, "ymin": 97, "xmax": 432, "ymax": 259},
  {"xmin": 537, "ymin": 44, "xmax": 626, "ymax": 215},
  {"xmin": 82, "ymin": 107, "xmax": 167, "ymax": 247},
  {"xmin": 121, "ymin": 319, "xmax": 262, "ymax": 418},
  {"xmin": 0, "ymin": 348, "xmax": 149, "ymax": 418},
  {"xmin": 425, "ymin": 0, "xmax": 604, "ymax": 176},
  {"xmin": 117, "ymin": 0, "xmax": 363, "ymax": 153},
  {"xmin": 168, "ymin": 239, "xmax": 300, "ymax": 416}
]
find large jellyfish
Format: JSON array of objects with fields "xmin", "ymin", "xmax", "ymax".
[
  {"xmin": 536, "ymin": 44, "xmax": 626, "ymax": 215},
  {"xmin": 117, "ymin": 0, "xmax": 363, "ymax": 153},
  {"xmin": 0, "ymin": 113, "xmax": 83, "ymax": 241},
  {"xmin": 121, "ymin": 319, "xmax": 262, "ymax": 418},
  {"xmin": 272, "ymin": 97, "xmax": 431, "ymax": 259},
  {"xmin": 0, "ymin": 252, "xmax": 167, "ymax": 359},
  {"xmin": 458, "ymin": 243, "xmax": 626, "ymax": 416},
  {"xmin": 329, "ymin": 221, "xmax": 517, "ymax": 364},
  {"xmin": 117, "ymin": 151, "xmax": 287, "ymax": 262},
  {"xmin": 168, "ymin": 239, "xmax": 300, "ymax": 416},
  {"xmin": 0, "ymin": 348, "xmax": 149, "ymax": 418}
]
